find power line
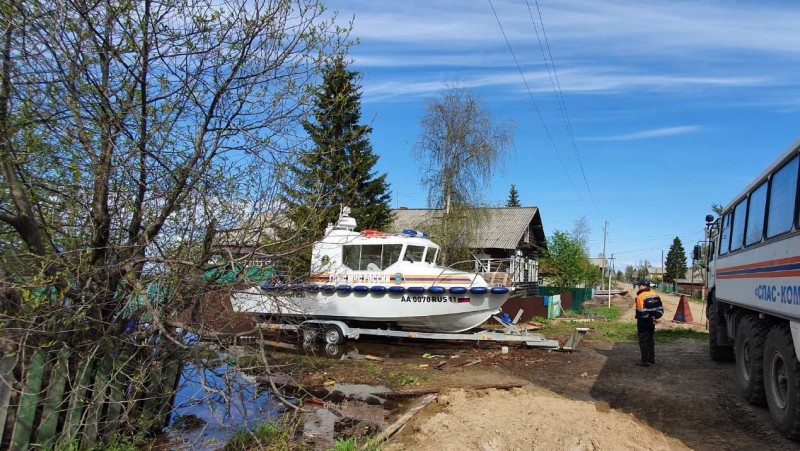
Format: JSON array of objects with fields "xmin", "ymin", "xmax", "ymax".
[
  {"xmin": 526, "ymin": 0, "xmax": 603, "ymax": 222},
  {"xmin": 487, "ymin": 0, "xmax": 601, "ymax": 226}
]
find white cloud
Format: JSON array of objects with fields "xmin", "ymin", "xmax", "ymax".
[{"xmin": 579, "ymin": 125, "xmax": 703, "ymax": 141}]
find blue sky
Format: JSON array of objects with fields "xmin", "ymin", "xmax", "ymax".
[{"xmin": 326, "ymin": 0, "xmax": 800, "ymax": 271}]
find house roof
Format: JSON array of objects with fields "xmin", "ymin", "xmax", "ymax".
[{"xmin": 392, "ymin": 207, "xmax": 546, "ymax": 251}]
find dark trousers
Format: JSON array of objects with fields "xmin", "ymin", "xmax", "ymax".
[{"xmin": 637, "ymin": 320, "xmax": 655, "ymax": 363}]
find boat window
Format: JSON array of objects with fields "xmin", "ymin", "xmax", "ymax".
[
  {"xmin": 745, "ymin": 182, "xmax": 767, "ymax": 246},
  {"xmin": 719, "ymin": 213, "xmax": 731, "ymax": 256},
  {"xmin": 769, "ymin": 155, "xmax": 799, "ymax": 238},
  {"xmin": 342, "ymin": 244, "xmax": 402, "ymax": 270},
  {"xmin": 730, "ymin": 199, "xmax": 747, "ymax": 252},
  {"xmin": 405, "ymin": 245, "xmax": 425, "ymax": 262},
  {"xmin": 383, "ymin": 244, "xmax": 402, "ymax": 268},
  {"xmin": 424, "ymin": 247, "xmax": 437, "ymax": 264}
]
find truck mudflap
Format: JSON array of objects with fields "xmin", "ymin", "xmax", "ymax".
[{"xmin": 791, "ymin": 321, "xmax": 800, "ymax": 359}]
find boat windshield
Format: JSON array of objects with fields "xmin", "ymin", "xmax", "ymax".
[
  {"xmin": 424, "ymin": 248, "xmax": 437, "ymax": 264},
  {"xmin": 342, "ymin": 244, "xmax": 402, "ymax": 270},
  {"xmin": 404, "ymin": 245, "xmax": 425, "ymax": 262}
]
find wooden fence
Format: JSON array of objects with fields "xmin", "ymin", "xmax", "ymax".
[{"xmin": 0, "ymin": 343, "xmax": 182, "ymax": 450}]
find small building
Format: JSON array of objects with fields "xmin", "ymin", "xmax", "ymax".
[{"xmin": 391, "ymin": 207, "xmax": 547, "ymax": 290}]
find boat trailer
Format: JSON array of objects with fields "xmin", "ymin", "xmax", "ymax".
[{"xmin": 259, "ymin": 310, "xmax": 589, "ymax": 351}]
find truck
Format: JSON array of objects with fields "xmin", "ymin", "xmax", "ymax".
[{"xmin": 697, "ymin": 138, "xmax": 800, "ymax": 439}]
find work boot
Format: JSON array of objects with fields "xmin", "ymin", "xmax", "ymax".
[
  {"xmin": 635, "ymin": 361, "xmax": 649, "ymax": 367},
  {"xmin": 648, "ymin": 359, "xmax": 655, "ymax": 364}
]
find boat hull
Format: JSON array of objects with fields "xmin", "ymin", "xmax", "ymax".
[{"xmin": 232, "ymin": 287, "xmax": 509, "ymax": 333}]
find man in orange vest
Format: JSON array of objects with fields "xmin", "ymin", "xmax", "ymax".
[{"xmin": 634, "ymin": 280, "xmax": 664, "ymax": 366}]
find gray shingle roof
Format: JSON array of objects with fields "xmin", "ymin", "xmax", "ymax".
[{"xmin": 392, "ymin": 207, "xmax": 546, "ymax": 251}]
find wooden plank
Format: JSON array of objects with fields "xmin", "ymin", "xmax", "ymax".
[
  {"xmin": 81, "ymin": 355, "xmax": 111, "ymax": 449},
  {"xmin": 361, "ymin": 394, "xmax": 437, "ymax": 450},
  {"xmin": 63, "ymin": 353, "xmax": 95, "ymax": 442},
  {"xmin": 155, "ymin": 359, "xmax": 182, "ymax": 431},
  {"xmin": 0, "ymin": 354, "xmax": 18, "ymax": 445},
  {"xmin": 35, "ymin": 348, "xmax": 71, "ymax": 448},
  {"xmin": 10, "ymin": 349, "xmax": 45, "ymax": 450}
]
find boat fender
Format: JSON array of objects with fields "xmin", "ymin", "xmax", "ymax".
[
  {"xmin": 304, "ymin": 284, "xmax": 320, "ymax": 292},
  {"xmin": 320, "ymin": 284, "xmax": 336, "ymax": 293},
  {"xmin": 387, "ymin": 286, "xmax": 405, "ymax": 293},
  {"xmin": 275, "ymin": 284, "xmax": 287, "ymax": 291},
  {"xmin": 336, "ymin": 285, "xmax": 352, "ymax": 292},
  {"xmin": 469, "ymin": 286, "xmax": 488, "ymax": 294},
  {"xmin": 289, "ymin": 284, "xmax": 303, "ymax": 291},
  {"xmin": 261, "ymin": 283, "xmax": 275, "ymax": 291},
  {"xmin": 360, "ymin": 229, "xmax": 385, "ymax": 237},
  {"xmin": 490, "ymin": 287, "xmax": 510, "ymax": 294},
  {"xmin": 370, "ymin": 285, "xmax": 387, "ymax": 293},
  {"xmin": 353, "ymin": 285, "xmax": 370, "ymax": 293},
  {"xmin": 448, "ymin": 287, "xmax": 467, "ymax": 294},
  {"xmin": 428, "ymin": 286, "xmax": 445, "ymax": 294},
  {"xmin": 407, "ymin": 286, "xmax": 425, "ymax": 294}
]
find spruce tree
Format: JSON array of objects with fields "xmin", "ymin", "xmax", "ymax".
[
  {"xmin": 664, "ymin": 236, "xmax": 688, "ymax": 283},
  {"xmin": 506, "ymin": 184, "xmax": 521, "ymax": 207},
  {"xmin": 280, "ymin": 55, "xmax": 392, "ymax": 246}
]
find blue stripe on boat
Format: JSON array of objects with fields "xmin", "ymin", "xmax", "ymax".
[
  {"xmin": 490, "ymin": 287, "xmax": 509, "ymax": 294},
  {"xmin": 407, "ymin": 286, "xmax": 425, "ymax": 293},
  {"xmin": 353, "ymin": 285, "xmax": 370, "ymax": 293},
  {"xmin": 449, "ymin": 287, "xmax": 467, "ymax": 294},
  {"xmin": 469, "ymin": 287, "xmax": 488, "ymax": 294},
  {"xmin": 388, "ymin": 286, "xmax": 405, "ymax": 293},
  {"xmin": 428, "ymin": 286, "xmax": 445, "ymax": 294},
  {"xmin": 370, "ymin": 286, "xmax": 387, "ymax": 293}
]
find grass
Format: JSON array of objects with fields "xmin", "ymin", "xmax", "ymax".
[
  {"xmin": 224, "ymin": 419, "xmax": 301, "ymax": 451},
  {"xmin": 331, "ymin": 437, "xmax": 383, "ymax": 451}
]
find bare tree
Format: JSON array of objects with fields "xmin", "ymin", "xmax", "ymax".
[
  {"xmin": 571, "ymin": 216, "xmax": 591, "ymax": 256},
  {"xmin": 413, "ymin": 86, "xmax": 515, "ymax": 213},
  {"xmin": 0, "ymin": 0, "xmax": 350, "ymax": 442}
]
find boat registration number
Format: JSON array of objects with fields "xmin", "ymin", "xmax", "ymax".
[{"xmin": 401, "ymin": 296, "xmax": 459, "ymax": 303}]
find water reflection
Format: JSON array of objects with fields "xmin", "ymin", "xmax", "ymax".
[{"xmin": 167, "ymin": 362, "xmax": 284, "ymax": 450}]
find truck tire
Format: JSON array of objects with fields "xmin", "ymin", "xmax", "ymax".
[
  {"xmin": 708, "ymin": 299, "xmax": 734, "ymax": 362},
  {"xmin": 764, "ymin": 324, "xmax": 800, "ymax": 439},
  {"xmin": 735, "ymin": 315, "xmax": 770, "ymax": 405}
]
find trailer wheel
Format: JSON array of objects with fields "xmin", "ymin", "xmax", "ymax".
[
  {"xmin": 735, "ymin": 315, "xmax": 770, "ymax": 405},
  {"xmin": 300, "ymin": 326, "xmax": 319, "ymax": 343},
  {"xmin": 708, "ymin": 298, "xmax": 734, "ymax": 362},
  {"xmin": 324, "ymin": 325, "xmax": 345, "ymax": 345},
  {"xmin": 764, "ymin": 324, "xmax": 800, "ymax": 439}
]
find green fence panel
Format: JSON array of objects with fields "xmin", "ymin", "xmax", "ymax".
[
  {"xmin": 0, "ymin": 354, "xmax": 16, "ymax": 446},
  {"xmin": 35, "ymin": 348, "xmax": 71, "ymax": 448},
  {"xmin": 11, "ymin": 350, "xmax": 45, "ymax": 450}
]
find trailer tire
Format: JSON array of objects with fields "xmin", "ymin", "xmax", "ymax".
[
  {"xmin": 324, "ymin": 325, "xmax": 345, "ymax": 345},
  {"xmin": 735, "ymin": 315, "xmax": 770, "ymax": 405},
  {"xmin": 708, "ymin": 299, "xmax": 734, "ymax": 362},
  {"xmin": 764, "ymin": 324, "xmax": 800, "ymax": 439},
  {"xmin": 300, "ymin": 326, "xmax": 319, "ymax": 343}
]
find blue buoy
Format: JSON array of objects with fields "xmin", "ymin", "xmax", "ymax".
[
  {"xmin": 449, "ymin": 287, "xmax": 467, "ymax": 294},
  {"xmin": 428, "ymin": 286, "xmax": 445, "ymax": 294},
  {"xmin": 490, "ymin": 286, "xmax": 509, "ymax": 294},
  {"xmin": 407, "ymin": 286, "xmax": 425, "ymax": 294},
  {"xmin": 469, "ymin": 286, "xmax": 488, "ymax": 294},
  {"xmin": 320, "ymin": 284, "xmax": 336, "ymax": 293},
  {"xmin": 353, "ymin": 285, "xmax": 370, "ymax": 293},
  {"xmin": 289, "ymin": 284, "xmax": 303, "ymax": 291},
  {"xmin": 304, "ymin": 284, "xmax": 320, "ymax": 292},
  {"xmin": 370, "ymin": 285, "xmax": 387, "ymax": 293},
  {"xmin": 336, "ymin": 284, "xmax": 352, "ymax": 292},
  {"xmin": 388, "ymin": 286, "xmax": 405, "ymax": 293},
  {"xmin": 260, "ymin": 283, "xmax": 275, "ymax": 291}
]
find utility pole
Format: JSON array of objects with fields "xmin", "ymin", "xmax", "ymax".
[
  {"xmin": 607, "ymin": 254, "xmax": 615, "ymax": 308},
  {"xmin": 601, "ymin": 220, "xmax": 608, "ymax": 290}
]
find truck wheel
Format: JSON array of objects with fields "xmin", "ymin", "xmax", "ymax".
[
  {"xmin": 735, "ymin": 315, "xmax": 770, "ymax": 405},
  {"xmin": 764, "ymin": 324, "xmax": 800, "ymax": 439},
  {"xmin": 708, "ymin": 300, "xmax": 734, "ymax": 362},
  {"xmin": 324, "ymin": 325, "xmax": 345, "ymax": 345}
]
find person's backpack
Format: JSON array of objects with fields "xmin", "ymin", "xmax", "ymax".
[{"xmin": 642, "ymin": 294, "xmax": 664, "ymax": 319}]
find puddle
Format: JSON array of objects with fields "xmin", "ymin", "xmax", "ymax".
[{"xmin": 165, "ymin": 362, "xmax": 285, "ymax": 450}]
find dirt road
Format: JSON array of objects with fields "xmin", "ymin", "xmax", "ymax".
[{"xmin": 382, "ymin": 290, "xmax": 800, "ymax": 450}]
